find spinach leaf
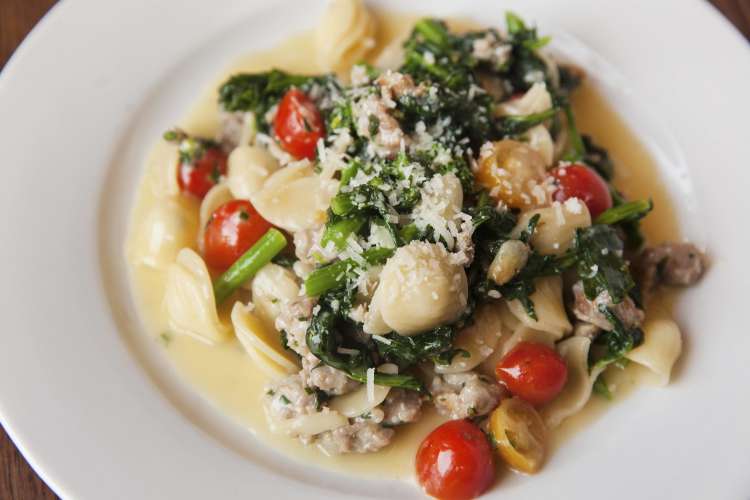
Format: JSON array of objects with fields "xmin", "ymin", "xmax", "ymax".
[
  {"xmin": 375, "ymin": 326, "xmax": 464, "ymax": 368},
  {"xmin": 592, "ymin": 306, "xmax": 644, "ymax": 371},
  {"xmin": 581, "ymin": 134, "xmax": 614, "ymax": 181},
  {"xmin": 573, "ymin": 225, "xmax": 634, "ymax": 303},
  {"xmin": 307, "ymin": 308, "xmax": 424, "ymax": 391}
]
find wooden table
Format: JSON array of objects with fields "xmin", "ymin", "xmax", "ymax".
[{"xmin": 1, "ymin": 0, "xmax": 748, "ymax": 498}]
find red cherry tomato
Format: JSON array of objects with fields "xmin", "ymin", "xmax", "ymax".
[
  {"xmin": 203, "ymin": 200, "xmax": 273, "ymax": 270},
  {"xmin": 550, "ymin": 163, "xmax": 612, "ymax": 219},
  {"xmin": 495, "ymin": 341, "xmax": 568, "ymax": 406},
  {"xmin": 416, "ymin": 419, "xmax": 495, "ymax": 500},
  {"xmin": 273, "ymin": 88, "xmax": 325, "ymax": 160},
  {"xmin": 177, "ymin": 147, "xmax": 228, "ymax": 199}
]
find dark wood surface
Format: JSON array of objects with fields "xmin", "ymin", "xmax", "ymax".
[{"xmin": 0, "ymin": 0, "xmax": 748, "ymax": 498}]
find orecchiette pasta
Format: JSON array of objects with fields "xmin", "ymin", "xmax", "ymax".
[
  {"xmin": 478, "ymin": 323, "xmax": 557, "ymax": 377},
  {"xmin": 231, "ymin": 302, "xmax": 299, "ymax": 375},
  {"xmin": 374, "ymin": 34, "xmax": 408, "ymax": 70},
  {"xmin": 197, "ymin": 183, "xmax": 233, "ymax": 250},
  {"xmin": 523, "ymin": 124, "xmax": 554, "ymax": 167},
  {"xmin": 507, "ymin": 276, "xmax": 572, "ymax": 338},
  {"xmin": 251, "ymin": 263, "xmax": 301, "ymax": 330},
  {"xmin": 128, "ymin": 198, "xmax": 198, "ymax": 270},
  {"xmin": 251, "ymin": 162, "xmax": 339, "ymax": 232},
  {"xmin": 227, "ymin": 145, "xmax": 280, "ymax": 200},
  {"xmin": 436, "ymin": 304, "xmax": 505, "ymax": 374},
  {"xmin": 329, "ymin": 383, "xmax": 391, "ymax": 418},
  {"xmin": 270, "ymin": 409, "xmax": 348, "ymax": 436},
  {"xmin": 164, "ymin": 248, "xmax": 230, "ymax": 344},
  {"xmin": 513, "ymin": 200, "xmax": 592, "ymax": 256},
  {"xmin": 147, "ymin": 140, "xmax": 180, "ymax": 198},
  {"xmin": 541, "ymin": 336, "xmax": 604, "ymax": 428},
  {"xmin": 501, "ymin": 326, "xmax": 558, "ymax": 356},
  {"xmin": 488, "ymin": 240, "xmax": 529, "ymax": 286},
  {"xmin": 625, "ymin": 318, "xmax": 682, "ymax": 386},
  {"xmin": 365, "ymin": 242, "xmax": 468, "ymax": 336},
  {"xmin": 316, "ymin": 0, "xmax": 376, "ymax": 75},
  {"xmin": 497, "ymin": 82, "xmax": 552, "ymax": 116}
]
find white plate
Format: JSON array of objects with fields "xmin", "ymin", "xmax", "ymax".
[{"xmin": 1, "ymin": 0, "xmax": 749, "ymax": 498}]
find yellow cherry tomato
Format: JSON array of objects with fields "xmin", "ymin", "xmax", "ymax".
[
  {"xmin": 489, "ymin": 397, "xmax": 548, "ymax": 473},
  {"xmin": 476, "ymin": 139, "xmax": 548, "ymax": 209}
]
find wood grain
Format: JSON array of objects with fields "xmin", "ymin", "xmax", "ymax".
[{"xmin": 0, "ymin": 0, "xmax": 747, "ymax": 498}]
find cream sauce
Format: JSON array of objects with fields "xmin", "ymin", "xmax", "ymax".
[{"xmin": 125, "ymin": 10, "xmax": 683, "ymax": 480}]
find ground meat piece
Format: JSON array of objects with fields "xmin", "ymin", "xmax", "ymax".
[
  {"xmin": 571, "ymin": 281, "xmax": 644, "ymax": 331},
  {"xmin": 375, "ymin": 70, "xmax": 422, "ymax": 102},
  {"xmin": 301, "ymin": 355, "xmax": 359, "ymax": 396},
  {"xmin": 274, "ymin": 296, "xmax": 314, "ymax": 358},
  {"xmin": 352, "ymin": 93, "xmax": 405, "ymax": 156},
  {"xmin": 573, "ymin": 321, "xmax": 601, "ymax": 340},
  {"xmin": 381, "ymin": 388, "xmax": 423, "ymax": 426},
  {"xmin": 217, "ymin": 109, "xmax": 251, "ymax": 151},
  {"xmin": 316, "ymin": 421, "xmax": 395, "ymax": 455},
  {"xmin": 635, "ymin": 243, "xmax": 706, "ymax": 291},
  {"xmin": 429, "ymin": 372, "xmax": 503, "ymax": 420},
  {"xmin": 263, "ymin": 373, "xmax": 319, "ymax": 421}
]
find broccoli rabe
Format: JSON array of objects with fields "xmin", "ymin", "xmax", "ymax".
[
  {"xmin": 306, "ymin": 307, "xmax": 424, "ymax": 391},
  {"xmin": 591, "ymin": 306, "xmax": 644, "ymax": 371}
]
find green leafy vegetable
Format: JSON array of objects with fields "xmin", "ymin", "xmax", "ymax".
[
  {"xmin": 375, "ymin": 326, "xmax": 465, "ymax": 369},
  {"xmin": 595, "ymin": 199, "xmax": 653, "ymax": 225},
  {"xmin": 504, "ymin": 12, "xmax": 551, "ymax": 92},
  {"xmin": 219, "ymin": 70, "xmax": 316, "ymax": 113},
  {"xmin": 306, "ymin": 308, "xmax": 423, "ymax": 391},
  {"xmin": 163, "ymin": 128, "xmax": 218, "ymax": 164},
  {"xmin": 592, "ymin": 306, "xmax": 644, "ymax": 371},
  {"xmin": 304, "ymin": 247, "xmax": 394, "ymax": 297},
  {"xmin": 581, "ymin": 135, "xmax": 614, "ymax": 181},
  {"xmin": 572, "ymin": 225, "xmax": 634, "ymax": 303}
]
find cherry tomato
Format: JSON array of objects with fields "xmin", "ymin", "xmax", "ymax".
[
  {"xmin": 203, "ymin": 200, "xmax": 273, "ymax": 270},
  {"xmin": 416, "ymin": 419, "xmax": 495, "ymax": 500},
  {"xmin": 177, "ymin": 147, "xmax": 228, "ymax": 199},
  {"xmin": 495, "ymin": 341, "xmax": 568, "ymax": 406},
  {"xmin": 550, "ymin": 163, "xmax": 612, "ymax": 219},
  {"xmin": 273, "ymin": 88, "xmax": 325, "ymax": 160}
]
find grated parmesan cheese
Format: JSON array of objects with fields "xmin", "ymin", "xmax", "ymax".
[{"xmin": 366, "ymin": 368, "xmax": 375, "ymax": 402}]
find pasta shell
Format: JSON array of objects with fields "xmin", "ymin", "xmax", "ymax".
[
  {"xmin": 197, "ymin": 183, "xmax": 233, "ymax": 251},
  {"xmin": 316, "ymin": 0, "xmax": 376, "ymax": 75},
  {"xmin": 329, "ymin": 383, "xmax": 391, "ymax": 418},
  {"xmin": 497, "ymin": 82, "xmax": 553, "ymax": 116},
  {"xmin": 164, "ymin": 248, "xmax": 230, "ymax": 344},
  {"xmin": 541, "ymin": 336, "xmax": 604, "ymax": 428},
  {"xmin": 230, "ymin": 302, "xmax": 299, "ymax": 374},
  {"xmin": 625, "ymin": 318, "xmax": 682, "ymax": 386},
  {"xmin": 251, "ymin": 163, "xmax": 339, "ymax": 232},
  {"xmin": 227, "ymin": 145, "xmax": 280, "ymax": 200},
  {"xmin": 128, "ymin": 198, "xmax": 198, "ymax": 270},
  {"xmin": 436, "ymin": 304, "xmax": 505, "ymax": 374},
  {"xmin": 523, "ymin": 124, "xmax": 554, "ymax": 167},
  {"xmin": 368, "ymin": 242, "xmax": 468, "ymax": 336},
  {"xmin": 271, "ymin": 410, "xmax": 348, "ymax": 437},
  {"xmin": 147, "ymin": 140, "xmax": 180, "ymax": 198},
  {"xmin": 251, "ymin": 263, "xmax": 301, "ymax": 330},
  {"xmin": 513, "ymin": 201, "xmax": 592, "ymax": 256},
  {"xmin": 478, "ymin": 323, "xmax": 557, "ymax": 378},
  {"xmin": 507, "ymin": 276, "xmax": 572, "ymax": 338}
]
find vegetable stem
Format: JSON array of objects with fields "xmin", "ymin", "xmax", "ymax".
[
  {"xmin": 213, "ymin": 228, "xmax": 287, "ymax": 304},
  {"xmin": 595, "ymin": 199, "xmax": 653, "ymax": 225}
]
